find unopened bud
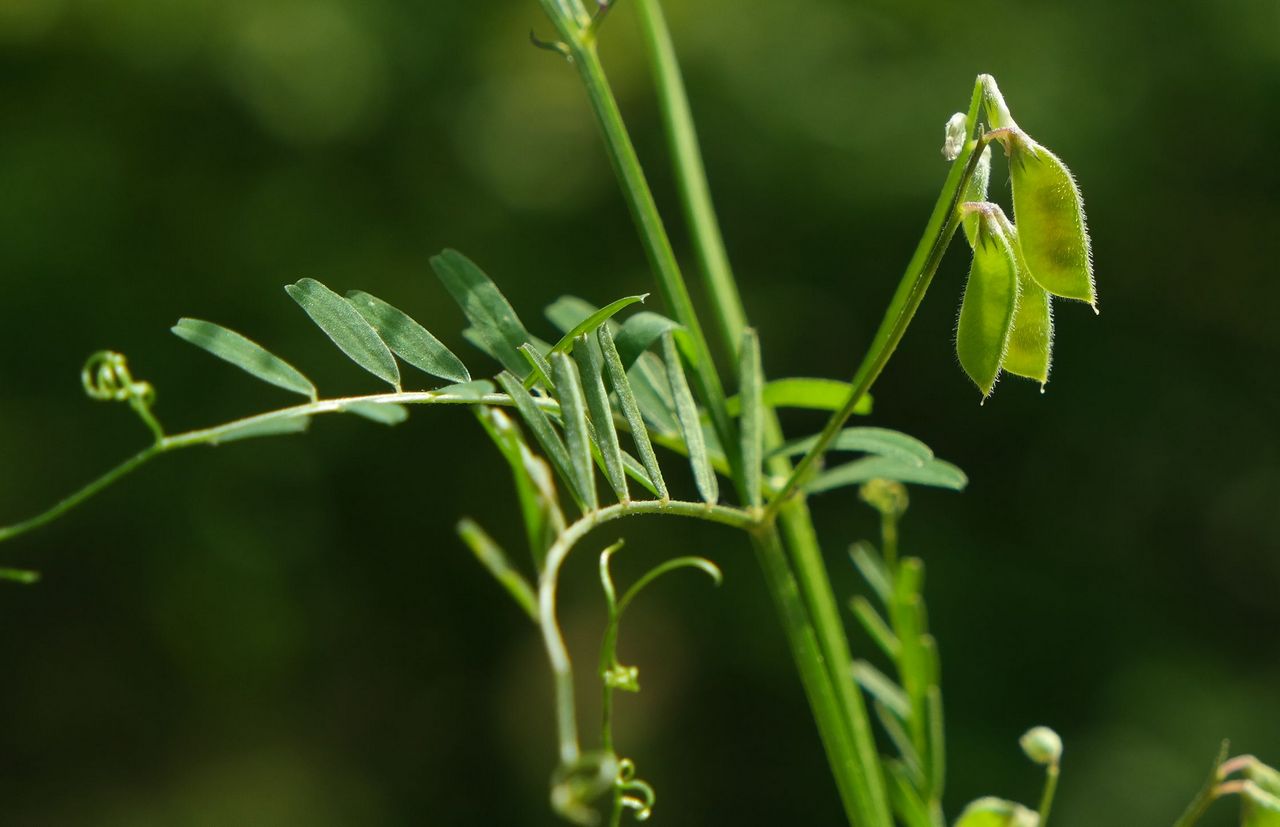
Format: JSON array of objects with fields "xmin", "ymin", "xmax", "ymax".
[{"xmin": 1020, "ymin": 726, "xmax": 1063, "ymax": 766}]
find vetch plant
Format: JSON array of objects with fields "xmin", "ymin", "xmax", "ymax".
[{"xmin": 1, "ymin": 2, "xmax": 1273, "ymax": 826}]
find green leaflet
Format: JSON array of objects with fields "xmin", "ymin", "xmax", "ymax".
[
  {"xmin": 599, "ymin": 326, "xmax": 668, "ymax": 501},
  {"xmin": 885, "ymin": 761, "xmax": 932, "ymax": 827},
  {"xmin": 853, "ymin": 659, "xmax": 910, "ymax": 719},
  {"xmin": 954, "ymin": 797, "xmax": 1039, "ymax": 827},
  {"xmin": 550, "ymin": 352, "xmax": 598, "ymax": 513},
  {"xmin": 474, "ymin": 406, "xmax": 564, "ymax": 569},
  {"xmin": 662, "ymin": 333, "xmax": 718, "ymax": 505},
  {"xmin": 956, "ymin": 205, "xmax": 1019, "ymax": 399},
  {"xmin": 1003, "ymin": 129, "xmax": 1096, "ymax": 308},
  {"xmin": 0, "ymin": 568, "xmax": 40, "ymax": 584},
  {"xmin": 345, "ymin": 290, "xmax": 470, "ymax": 384},
  {"xmin": 576, "ymin": 336, "xmax": 629, "ymax": 503},
  {"xmin": 171, "ymin": 318, "xmax": 316, "ymax": 400},
  {"xmin": 807, "ymin": 456, "xmax": 968, "ymax": 493},
  {"xmin": 456, "ymin": 518, "xmax": 538, "ymax": 622},
  {"xmin": 725, "ymin": 377, "xmax": 873, "ymax": 415},
  {"xmin": 519, "ymin": 343, "xmax": 556, "ymax": 391},
  {"xmin": 547, "ymin": 294, "xmax": 648, "ymax": 356},
  {"xmin": 614, "ymin": 311, "xmax": 681, "ymax": 369},
  {"xmin": 435, "ymin": 379, "xmax": 495, "ymax": 400},
  {"xmin": 771, "ymin": 427, "xmax": 934, "ymax": 466},
  {"xmin": 545, "ymin": 296, "xmax": 679, "ymax": 436},
  {"xmin": 495, "ymin": 371, "xmax": 587, "ymax": 512},
  {"xmin": 208, "ymin": 415, "xmax": 311, "ymax": 444},
  {"xmin": 432, "ymin": 249, "xmax": 534, "ymax": 377},
  {"xmin": 738, "ymin": 329, "xmax": 764, "ymax": 509},
  {"xmin": 286, "ymin": 278, "xmax": 401, "ymax": 390},
  {"xmin": 849, "ymin": 541, "xmax": 892, "ymax": 603},
  {"xmin": 343, "ymin": 401, "xmax": 409, "ymax": 425}
]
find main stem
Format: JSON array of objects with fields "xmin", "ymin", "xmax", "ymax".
[{"xmin": 631, "ymin": 3, "xmax": 893, "ymax": 824}]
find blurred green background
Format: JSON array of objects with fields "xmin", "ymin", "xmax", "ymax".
[{"xmin": 2, "ymin": 0, "xmax": 1278, "ymax": 824}]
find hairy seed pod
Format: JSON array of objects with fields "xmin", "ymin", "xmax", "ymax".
[
  {"xmin": 956, "ymin": 204, "xmax": 1019, "ymax": 399},
  {"xmin": 1001, "ymin": 128, "xmax": 1096, "ymax": 308},
  {"xmin": 1000, "ymin": 222, "xmax": 1054, "ymax": 388},
  {"xmin": 962, "ymin": 145, "xmax": 992, "ymax": 247}
]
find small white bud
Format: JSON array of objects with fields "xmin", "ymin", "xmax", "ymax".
[
  {"xmin": 942, "ymin": 111, "xmax": 967, "ymax": 160},
  {"xmin": 1020, "ymin": 726, "xmax": 1063, "ymax": 766}
]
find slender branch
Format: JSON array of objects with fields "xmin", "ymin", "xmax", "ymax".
[
  {"xmin": 0, "ymin": 388, "xmax": 548, "ymax": 546},
  {"xmin": 536, "ymin": 499, "xmax": 757, "ymax": 764},
  {"xmin": 764, "ymin": 81, "xmax": 990, "ymax": 522},
  {"xmin": 562, "ymin": 37, "xmax": 743, "ymax": 493},
  {"xmin": 633, "ymin": 0, "xmax": 747, "ymax": 360}
]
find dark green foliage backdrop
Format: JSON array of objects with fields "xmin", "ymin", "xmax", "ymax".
[{"xmin": 2, "ymin": 1, "xmax": 1277, "ymax": 824}]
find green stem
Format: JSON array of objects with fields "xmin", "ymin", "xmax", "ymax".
[
  {"xmin": 0, "ymin": 388, "xmax": 555, "ymax": 546},
  {"xmin": 632, "ymin": 0, "xmax": 747, "ymax": 360},
  {"xmin": 750, "ymin": 525, "xmax": 868, "ymax": 825},
  {"xmin": 764, "ymin": 81, "xmax": 989, "ymax": 522},
  {"xmin": 537, "ymin": 499, "xmax": 757, "ymax": 764},
  {"xmin": 563, "ymin": 38, "xmax": 742, "ymax": 492},
  {"xmin": 1038, "ymin": 762, "xmax": 1060, "ymax": 827},
  {"xmin": 615, "ymin": 6, "xmax": 895, "ymax": 824}
]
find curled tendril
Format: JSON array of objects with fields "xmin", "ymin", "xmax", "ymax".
[
  {"xmin": 81, "ymin": 351, "xmax": 164, "ymax": 442},
  {"xmin": 616, "ymin": 758, "xmax": 656, "ymax": 822}
]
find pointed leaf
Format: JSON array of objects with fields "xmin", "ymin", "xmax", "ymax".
[
  {"xmin": 545, "ymin": 295, "xmax": 601, "ymax": 334},
  {"xmin": 475, "ymin": 406, "xmax": 564, "ymax": 569},
  {"xmin": 663, "ymin": 334, "xmax": 718, "ymax": 505},
  {"xmin": 600, "ymin": 326, "xmax": 668, "ymax": 501},
  {"xmin": 208, "ymin": 414, "xmax": 311, "ymax": 445},
  {"xmin": 853, "ymin": 659, "xmax": 910, "ymax": 719},
  {"xmin": 286, "ymin": 278, "xmax": 400, "ymax": 389},
  {"xmin": 884, "ymin": 754, "xmax": 929, "ymax": 827},
  {"xmin": 172, "ymin": 318, "xmax": 316, "ymax": 399},
  {"xmin": 548, "ymin": 294, "xmax": 648, "ymax": 356},
  {"xmin": 343, "ymin": 401, "xmax": 409, "ymax": 425},
  {"xmin": 432, "ymin": 249, "xmax": 533, "ymax": 376},
  {"xmin": 577, "ymin": 336, "xmax": 629, "ymax": 502},
  {"xmin": 495, "ymin": 372, "xmax": 586, "ymax": 511},
  {"xmin": 614, "ymin": 311, "xmax": 681, "ymax": 369},
  {"xmin": 739, "ymin": 329, "xmax": 764, "ymax": 508},
  {"xmin": 551, "ymin": 352, "xmax": 598, "ymax": 512},
  {"xmin": 345, "ymin": 290, "xmax": 470, "ymax": 384},
  {"xmin": 850, "ymin": 595, "xmax": 900, "ymax": 659},
  {"xmin": 772, "ymin": 427, "xmax": 934, "ymax": 466},
  {"xmin": 435, "ymin": 379, "xmax": 496, "ymax": 400},
  {"xmin": 956, "ymin": 206, "xmax": 1019, "ymax": 399},
  {"xmin": 809, "ymin": 456, "xmax": 968, "ymax": 494},
  {"xmin": 726, "ymin": 378, "xmax": 873, "ymax": 415},
  {"xmin": 457, "ymin": 518, "xmax": 538, "ymax": 622},
  {"xmin": 850, "ymin": 541, "xmax": 892, "ymax": 603},
  {"xmin": 520, "ymin": 343, "xmax": 556, "ymax": 391}
]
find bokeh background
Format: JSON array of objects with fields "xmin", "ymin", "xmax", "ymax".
[{"xmin": 2, "ymin": 0, "xmax": 1278, "ymax": 824}]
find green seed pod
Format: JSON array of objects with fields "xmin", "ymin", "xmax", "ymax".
[
  {"xmin": 962, "ymin": 145, "xmax": 993, "ymax": 247},
  {"xmin": 956, "ymin": 203, "xmax": 1019, "ymax": 400},
  {"xmin": 1001, "ymin": 128, "xmax": 1096, "ymax": 308},
  {"xmin": 996, "ymin": 218, "xmax": 1054, "ymax": 388}
]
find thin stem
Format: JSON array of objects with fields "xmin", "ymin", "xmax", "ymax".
[
  {"xmin": 632, "ymin": 0, "xmax": 747, "ymax": 360},
  {"xmin": 1173, "ymin": 742, "xmax": 1231, "ymax": 827},
  {"xmin": 1038, "ymin": 762, "xmax": 1060, "ymax": 827},
  {"xmin": 764, "ymin": 82, "xmax": 990, "ymax": 522},
  {"xmin": 537, "ymin": 499, "xmax": 756, "ymax": 764},
  {"xmin": 564, "ymin": 38, "xmax": 743, "ymax": 492},
  {"xmin": 0, "ymin": 388, "xmax": 548, "ymax": 546},
  {"xmin": 750, "ymin": 524, "xmax": 868, "ymax": 825}
]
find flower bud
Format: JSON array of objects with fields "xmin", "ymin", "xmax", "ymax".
[
  {"xmin": 943, "ymin": 112, "xmax": 968, "ymax": 161},
  {"xmin": 1020, "ymin": 725, "xmax": 1063, "ymax": 766}
]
